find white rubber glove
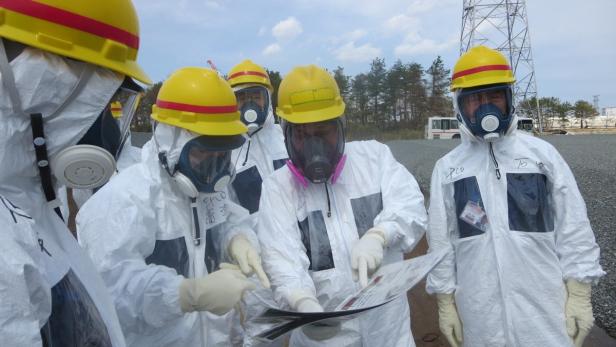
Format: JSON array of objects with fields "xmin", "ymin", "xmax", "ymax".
[
  {"xmin": 228, "ymin": 234, "xmax": 270, "ymax": 288},
  {"xmin": 179, "ymin": 263, "xmax": 256, "ymax": 316},
  {"xmin": 295, "ymin": 296, "xmax": 341, "ymax": 341},
  {"xmin": 436, "ymin": 293, "xmax": 463, "ymax": 347},
  {"xmin": 351, "ymin": 228, "xmax": 386, "ymax": 288},
  {"xmin": 565, "ymin": 280, "xmax": 594, "ymax": 347}
]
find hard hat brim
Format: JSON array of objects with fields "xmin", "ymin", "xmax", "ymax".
[{"xmin": 276, "ymin": 103, "xmax": 345, "ymax": 124}]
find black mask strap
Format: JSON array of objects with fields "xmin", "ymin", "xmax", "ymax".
[{"xmin": 30, "ymin": 113, "xmax": 63, "ymax": 221}]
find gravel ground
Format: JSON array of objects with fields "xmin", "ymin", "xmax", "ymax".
[{"xmin": 387, "ymin": 134, "xmax": 616, "ymax": 340}]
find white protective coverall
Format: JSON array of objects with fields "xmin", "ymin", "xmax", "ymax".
[
  {"xmin": 426, "ymin": 125, "xmax": 605, "ymax": 347},
  {"xmin": 258, "ymin": 140, "xmax": 428, "ymax": 346},
  {"xmin": 0, "ymin": 46, "xmax": 127, "ymax": 346},
  {"xmin": 231, "ymin": 113, "xmax": 288, "ymax": 217},
  {"xmin": 231, "ymin": 106, "xmax": 288, "ymax": 346},
  {"xmin": 77, "ymin": 123, "xmax": 260, "ymax": 347}
]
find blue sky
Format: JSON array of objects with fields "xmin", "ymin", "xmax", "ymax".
[{"xmin": 133, "ymin": 0, "xmax": 616, "ymax": 109}]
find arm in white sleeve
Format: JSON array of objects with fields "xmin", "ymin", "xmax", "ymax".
[
  {"xmin": 548, "ymin": 148, "xmax": 605, "ymax": 283},
  {"xmin": 257, "ymin": 177, "xmax": 317, "ymax": 308},
  {"xmin": 426, "ymin": 161, "xmax": 457, "ymax": 294},
  {"xmin": 76, "ymin": 188, "xmax": 184, "ymax": 334},
  {"xmin": 0, "ymin": 207, "xmax": 50, "ymax": 347},
  {"xmin": 373, "ymin": 143, "xmax": 428, "ymax": 252}
]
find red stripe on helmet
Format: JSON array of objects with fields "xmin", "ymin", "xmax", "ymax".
[
  {"xmin": 452, "ymin": 64, "xmax": 511, "ymax": 80},
  {"xmin": 0, "ymin": 0, "xmax": 140, "ymax": 50},
  {"xmin": 156, "ymin": 100, "xmax": 237, "ymax": 114},
  {"xmin": 228, "ymin": 71, "xmax": 268, "ymax": 79}
]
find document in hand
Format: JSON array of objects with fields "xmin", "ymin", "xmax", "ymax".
[{"xmin": 251, "ymin": 247, "xmax": 449, "ymax": 342}]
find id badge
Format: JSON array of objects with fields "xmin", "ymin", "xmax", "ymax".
[
  {"xmin": 200, "ymin": 191, "xmax": 228, "ymax": 229},
  {"xmin": 460, "ymin": 200, "xmax": 488, "ymax": 231}
]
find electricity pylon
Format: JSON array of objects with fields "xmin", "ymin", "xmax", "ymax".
[{"xmin": 460, "ymin": 0, "xmax": 543, "ymax": 131}]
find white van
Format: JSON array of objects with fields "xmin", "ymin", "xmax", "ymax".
[{"xmin": 425, "ymin": 116, "xmax": 460, "ymax": 139}]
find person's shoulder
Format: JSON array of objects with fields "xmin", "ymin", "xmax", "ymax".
[
  {"xmin": 108, "ymin": 162, "xmax": 154, "ymax": 193},
  {"xmin": 263, "ymin": 162, "xmax": 294, "ymax": 186},
  {"xmin": 346, "ymin": 139, "xmax": 389, "ymax": 157},
  {"xmin": 261, "ymin": 162, "xmax": 304, "ymax": 201},
  {"xmin": 80, "ymin": 162, "xmax": 155, "ymax": 213},
  {"xmin": 514, "ymin": 131, "xmax": 559, "ymax": 155},
  {"xmin": 436, "ymin": 141, "xmax": 472, "ymax": 168}
]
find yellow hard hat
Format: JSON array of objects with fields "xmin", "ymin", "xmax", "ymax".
[
  {"xmin": 276, "ymin": 65, "xmax": 345, "ymax": 124},
  {"xmin": 451, "ymin": 45, "xmax": 515, "ymax": 91},
  {"xmin": 227, "ymin": 59, "xmax": 272, "ymax": 90},
  {"xmin": 0, "ymin": 0, "xmax": 151, "ymax": 84},
  {"xmin": 152, "ymin": 67, "xmax": 247, "ymax": 136},
  {"xmin": 110, "ymin": 101, "xmax": 123, "ymax": 118}
]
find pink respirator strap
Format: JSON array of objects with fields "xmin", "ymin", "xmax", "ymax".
[
  {"xmin": 286, "ymin": 160, "xmax": 309, "ymax": 188},
  {"xmin": 330, "ymin": 154, "xmax": 347, "ymax": 185}
]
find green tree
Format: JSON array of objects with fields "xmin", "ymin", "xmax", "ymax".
[
  {"xmin": 405, "ymin": 62, "xmax": 428, "ymax": 126},
  {"xmin": 384, "ymin": 60, "xmax": 406, "ymax": 126},
  {"xmin": 332, "ymin": 66, "xmax": 350, "ymax": 102},
  {"xmin": 367, "ymin": 57, "xmax": 387, "ymax": 127},
  {"xmin": 557, "ymin": 101, "xmax": 572, "ymax": 123},
  {"xmin": 426, "ymin": 56, "xmax": 452, "ymax": 120},
  {"xmin": 350, "ymin": 73, "xmax": 369, "ymax": 125},
  {"xmin": 574, "ymin": 100, "xmax": 597, "ymax": 128}
]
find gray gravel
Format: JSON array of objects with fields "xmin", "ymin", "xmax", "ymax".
[{"xmin": 387, "ymin": 134, "xmax": 616, "ymax": 339}]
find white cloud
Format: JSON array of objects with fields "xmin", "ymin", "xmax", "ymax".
[
  {"xmin": 384, "ymin": 14, "xmax": 421, "ymax": 34},
  {"xmin": 394, "ymin": 34, "xmax": 457, "ymax": 56},
  {"xmin": 262, "ymin": 43, "xmax": 282, "ymax": 56},
  {"xmin": 334, "ymin": 42, "xmax": 382, "ymax": 62},
  {"xmin": 330, "ymin": 29, "xmax": 368, "ymax": 45},
  {"xmin": 272, "ymin": 17, "xmax": 303, "ymax": 41},
  {"xmin": 345, "ymin": 29, "xmax": 368, "ymax": 42}
]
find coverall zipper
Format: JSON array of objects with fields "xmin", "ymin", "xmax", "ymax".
[{"xmin": 489, "ymin": 142, "xmax": 501, "ymax": 179}]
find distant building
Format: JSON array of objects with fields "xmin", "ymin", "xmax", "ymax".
[{"xmin": 602, "ymin": 107, "xmax": 616, "ymax": 117}]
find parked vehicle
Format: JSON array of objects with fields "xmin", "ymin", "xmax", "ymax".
[{"xmin": 425, "ymin": 116, "xmax": 460, "ymax": 139}]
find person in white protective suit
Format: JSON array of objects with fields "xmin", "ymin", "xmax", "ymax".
[
  {"xmin": 426, "ymin": 46, "xmax": 605, "ymax": 347},
  {"xmin": 0, "ymin": 1, "xmax": 151, "ymax": 346},
  {"xmin": 257, "ymin": 65, "xmax": 428, "ymax": 346},
  {"xmin": 228, "ymin": 59, "xmax": 288, "ymax": 219},
  {"xmin": 226, "ymin": 60, "xmax": 288, "ymax": 346},
  {"xmin": 77, "ymin": 67, "xmax": 271, "ymax": 347}
]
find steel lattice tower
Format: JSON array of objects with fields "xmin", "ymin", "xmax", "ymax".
[{"xmin": 460, "ymin": 0, "xmax": 542, "ymax": 131}]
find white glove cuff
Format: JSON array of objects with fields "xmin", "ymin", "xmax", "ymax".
[
  {"xmin": 436, "ymin": 293, "xmax": 456, "ymax": 306},
  {"xmin": 566, "ymin": 279, "xmax": 592, "ymax": 297},
  {"xmin": 179, "ymin": 278, "xmax": 196, "ymax": 313},
  {"xmin": 287, "ymin": 289, "xmax": 319, "ymax": 311},
  {"xmin": 364, "ymin": 225, "xmax": 390, "ymax": 248},
  {"xmin": 365, "ymin": 227, "xmax": 386, "ymax": 245}
]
